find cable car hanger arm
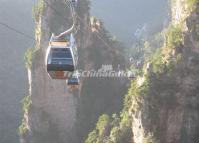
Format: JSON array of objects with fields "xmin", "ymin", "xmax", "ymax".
[{"xmin": 57, "ymin": 1, "xmax": 76, "ymax": 38}]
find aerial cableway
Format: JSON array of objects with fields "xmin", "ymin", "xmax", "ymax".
[{"xmin": 45, "ymin": 0, "xmax": 79, "ymax": 88}]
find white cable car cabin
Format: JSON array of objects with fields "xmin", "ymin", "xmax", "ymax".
[
  {"xmin": 46, "ymin": 33, "xmax": 78, "ymax": 79},
  {"xmin": 67, "ymin": 74, "xmax": 79, "ymax": 85},
  {"xmin": 128, "ymin": 71, "xmax": 135, "ymax": 80},
  {"xmin": 70, "ymin": 0, "xmax": 78, "ymax": 6},
  {"xmin": 67, "ymin": 73, "xmax": 79, "ymax": 90}
]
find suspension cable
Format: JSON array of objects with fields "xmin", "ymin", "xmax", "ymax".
[
  {"xmin": 1, "ymin": 0, "xmax": 115, "ymax": 51},
  {"xmin": 0, "ymin": 21, "xmax": 35, "ymax": 41},
  {"xmin": 57, "ymin": 1, "xmax": 76, "ymax": 37},
  {"xmin": 44, "ymin": 0, "xmax": 114, "ymax": 49}
]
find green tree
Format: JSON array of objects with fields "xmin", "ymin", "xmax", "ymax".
[
  {"xmin": 96, "ymin": 114, "xmax": 111, "ymax": 136},
  {"xmin": 85, "ymin": 130, "xmax": 98, "ymax": 143}
]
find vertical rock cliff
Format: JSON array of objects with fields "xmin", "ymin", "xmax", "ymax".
[
  {"xmin": 85, "ymin": 0, "xmax": 199, "ymax": 143},
  {"xmin": 20, "ymin": 0, "xmax": 127, "ymax": 143},
  {"xmin": 20, "ymin": 0, "xmax": 90, "ymax": 142},
  {"xmin": 130, "ymin": 0, "xmax": 199, "ymax": 143}
]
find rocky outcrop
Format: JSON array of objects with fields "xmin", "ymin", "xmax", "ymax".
[
  {"xmin": 20, "ymin": 0, "xmax": 90, "ymax": 142},
  {"xmin": 130, "ymin": 1, "xmax": 199, "ymax": 143}
]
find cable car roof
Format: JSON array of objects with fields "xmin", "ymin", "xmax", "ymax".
[{"xmin": 50, "ymin": 45, "xmax": 71, "ymax": 49}]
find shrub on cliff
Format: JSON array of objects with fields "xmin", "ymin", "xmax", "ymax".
[
  {"xmin": 32, "ymin": 0, "xmax": 44, "ymax": 21},
  {"xmin": 18, "ymin": 95, "xmax": 32, "ymax": 136},
  {"xmin": 186, "ymin": 0, "xmax": 198, "ymax": 12},
  {"xmin": 24, "ymin": 48, "xmax": 37, "ymax": 69},
  {"xmin": 167, "ymin": 25, "xmax": 183, "ymax": 49},
  {"xmin": 85, "ymin": 112, "xmax": 132, "ymax": 143}
]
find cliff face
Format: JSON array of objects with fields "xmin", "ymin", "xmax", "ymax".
[
  {"xmin": 84, "ymin": 1, "xmax": 199, "ymax": 143},
  {"xmin": 20, "ymin": 0, "xmax": 127, "ymax": 143},
  {"xmin": 130, "ymin": 1, "xmax": 199, "ymax": 143},
  {"xmin": 20, "ymin": 0, "xmax": 90, "ymax": 142}
]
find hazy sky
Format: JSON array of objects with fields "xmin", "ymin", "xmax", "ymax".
[
  {"xmin": 91, "ymin": 0, "xmax": 168, "ymax": 45},
  {"xmin": 0, "ymin": 0, "xmax": 34, "ymax": 142}
]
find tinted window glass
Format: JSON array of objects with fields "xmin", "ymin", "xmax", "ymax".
[{"xmin": 52, "ymin": 49, "xmax": 72, "ymax": 58}]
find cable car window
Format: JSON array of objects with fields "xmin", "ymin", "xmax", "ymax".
[{"xmin": 51, "ymin": 49, "xmax": 72, "ymax": 59}]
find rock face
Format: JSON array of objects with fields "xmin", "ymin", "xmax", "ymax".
[
  {"xmin": 130, "ymin": 1, "xmax": 199, "ymax": 143},
  {"xmin": 21, "ymin": 0, "xmax": 127, "ymax": 143},
  {"xmin": 20, "ymin": 0, "xmax": 90, "ymax": 142}
]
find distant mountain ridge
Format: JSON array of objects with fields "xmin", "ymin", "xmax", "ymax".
[{"xmin": 91, "ymin": 0, "xmax": 168, "ymax": 45}]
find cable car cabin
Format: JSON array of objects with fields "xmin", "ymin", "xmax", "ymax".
[
  {"xmin": 128, "ymin": 71, "xmax": 135, "ymax": 80},
  {"xmin": 46, "ymin": 33, "xmax": 78, "ymax": 79},
  {"xmin": 67, "ymin": 74, "xmax": 79, "ymax": 85},
  {"xmin": 71, "ymin": 0, "xmax": 78, "ymax": 6},
  {"xmin": 67, "ymin": 75, "xmax": 79, "ymax": 90}
]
